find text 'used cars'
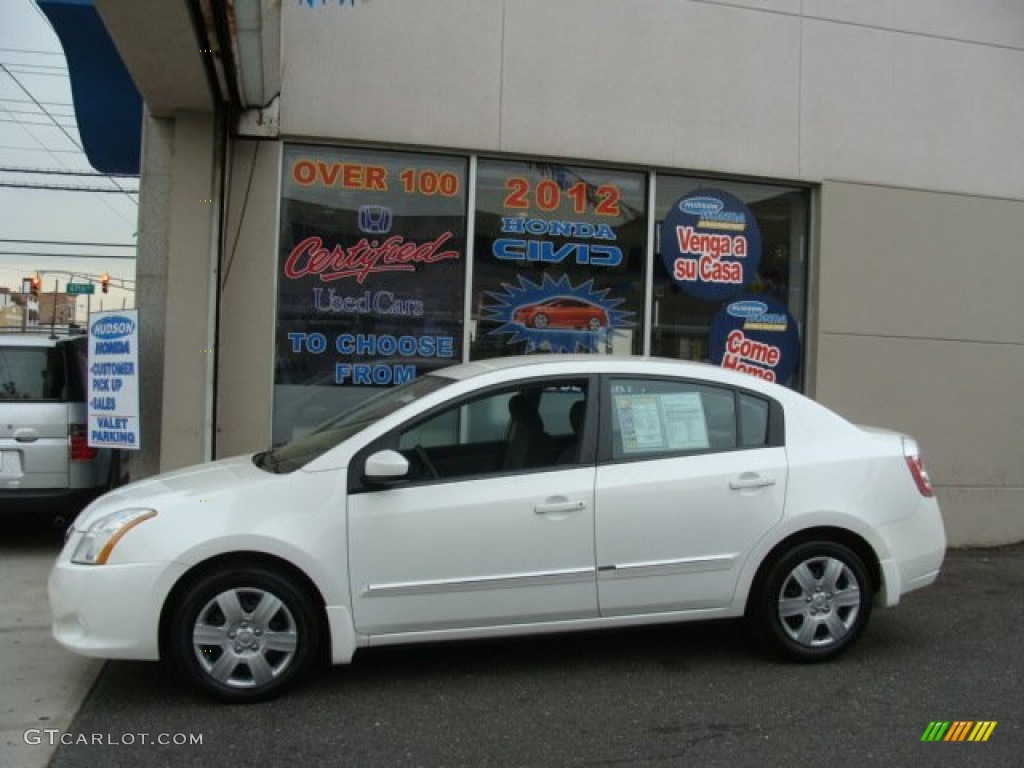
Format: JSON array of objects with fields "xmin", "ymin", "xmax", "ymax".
[{"xmin": 50, "ymin": 356, "xmax": 946, "ymax": 701}]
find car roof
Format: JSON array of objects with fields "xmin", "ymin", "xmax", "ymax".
[
  {"xmin": 0, "ymin": 332, "xmax": 66, "ymax": 347},
  {"xmin": 432, "ymin": 354, "xmax": 787, "ymax": 394}
]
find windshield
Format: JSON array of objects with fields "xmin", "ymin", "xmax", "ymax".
[{"xmin": 256, "ymin": 374, "xmax": 454, "ymax": 473}]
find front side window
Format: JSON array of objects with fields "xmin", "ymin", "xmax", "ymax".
[
  {"xmin": 261, "ymin": 374, "xmax": 455, "ymax": 473},
  {"xmin": 396, "ymin": 379, "xmax": 589, "ymax": 482}
]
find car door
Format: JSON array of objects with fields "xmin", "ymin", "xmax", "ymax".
[
  {"xmin": 594, "ymin": 376, "xmax": 787, "ymax": 616},
  {"xmin": 0, "ymin": 342, "xmax": 69, "ymax": 492},
  {"xmin": 347, "ymin": 377, "xmax": 599, "ymax": 635}
]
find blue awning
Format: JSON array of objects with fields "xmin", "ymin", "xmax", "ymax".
[{"xmin": 37, "ymin": 0, "xmax": 142, "ymax": 175}]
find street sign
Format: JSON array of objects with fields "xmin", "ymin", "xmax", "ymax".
[{"xmin": 66, "ymin": 282, "xmax": 95, "ymax": 295}]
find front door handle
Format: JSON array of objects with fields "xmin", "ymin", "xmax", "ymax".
[
  {"xmin": 729, "ymin": 473, "xmax": 776, "ymax": 491},
  {"xmin": 534, "ymin": 498, "xmax": 586, "ymax": 516}
]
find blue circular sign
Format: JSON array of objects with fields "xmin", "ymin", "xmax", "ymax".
[
  {"xmin": 659, "ymin": 189, "xmax": 762, "ymax": 301},
  {"xmin": 709, "ymin": 295, "xmax": 799, "ymax": 385}
]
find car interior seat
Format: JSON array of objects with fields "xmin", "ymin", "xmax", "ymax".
[
  {"xmin": 557, "ymin": 399, "xmax": 586, "ymax": 463},
  {"xmin": 503, "ymin": 392, "xmax": 552, "ymax": 470}
]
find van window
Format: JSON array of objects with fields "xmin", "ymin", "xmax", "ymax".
[{"xmin": 0, "ymin": 346, "xmax": 66, "ymax": 400}]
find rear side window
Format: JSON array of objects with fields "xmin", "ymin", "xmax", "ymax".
[
  {"xmin": 609, "ymin": 379, "xmax": 736, "ymax": 460},
  {"xmin": 0, "ymin": 346, "xmax": 66, "ymax": 400},
  {"xmin": 739, "ymin": 393, "xmax": 770, "ymax": 448},
  {"xmin": 606, "ymin": 378, "xmax": 784, "ymax": 461}
]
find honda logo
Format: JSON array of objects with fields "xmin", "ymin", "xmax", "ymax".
[{"xmin": 358, "ymin": 205, "xmax": 393, "ymax": 234}]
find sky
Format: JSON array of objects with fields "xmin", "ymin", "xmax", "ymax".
[{"xmin": 0, "ymin": 0, "xmax": 137, "ymax": 315}]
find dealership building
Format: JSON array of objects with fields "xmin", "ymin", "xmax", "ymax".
[{"xmin": 51, "ymin": 0, "xmax": 1022, "ymax": 545}]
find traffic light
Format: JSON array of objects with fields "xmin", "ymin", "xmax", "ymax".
[
  {"xmin": 101, "ymin": 273, "xmax": 110, "ymax": 294},
  {"xmin": 29, "ymin": 274, "xmax": 41, "ymax": 298}
]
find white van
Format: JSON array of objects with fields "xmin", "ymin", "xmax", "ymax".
[{"xmin": 0, "ymin": 330, "xmax": 122, "ymax": 526}]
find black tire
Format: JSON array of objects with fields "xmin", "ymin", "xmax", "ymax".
[
  {"xmin": 753, "ymin": 541, "xmax": 872, "ymax": 662},
  {"xmin": 531, "ymin": 313, "xmax": 549, "ymax": 329},
  {"xmin": 169, "ymin": 564, "xmax": 321, "ymax": 702}
]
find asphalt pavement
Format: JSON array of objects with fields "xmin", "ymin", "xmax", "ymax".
[
  {"xmin": 0, "ymin": 523, "xmax": 101, "ymax": 768},
  {"xmin": 4, "ymin": 529, "xmax": 1021, "ymax": 768}
]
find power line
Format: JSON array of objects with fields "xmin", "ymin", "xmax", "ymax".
[
  {"xmin": 0, "ymin": 239, "xmax": 136, "ymax": 248},
  {"xmin": 0, "ymin": 106, "xmax": 76, "ymax": 116},
  {"xmin": 0, "ymin": 63, "xmax": 139, "ymax": 209},
  {"xmin": 0, "ymin": 61, "xmax": 68, "ymax": 71},
  {"xmin": 0, "ymin": 97, "xmax": 74, "ymax": 107},
  {"xmin": 0, "ymin": 63, "xmax": 83, "ymax": 148},
  {"xmin": 0, "ymin": 145, "xmax": 83, "ymax": 154},
  {"xmin": 0, "ymin": 250, "xmax": 137, "ymax": 259},
  {"xmin": 2, "ymin": 67, "xmax": 68, "ymax": 77},
  {"xmin": 0, "ymin": 116, "xmax": 78, "ymax": 127},
  {"xmin": 0, "ymin": 181, "xmax": 139, "ymax": 193},
  {"xmin": 0, "ymin": 47, "xmax": 65, "ymax": 57},
  {"xmin": 0, "ymin": 166, "xmax": 137, "ymax": 179}
]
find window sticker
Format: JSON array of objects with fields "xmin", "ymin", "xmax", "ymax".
[
  {"xmin": 616, "ymin": 395, "xmax": 665, "ymax": 453},
  {"xmin": 660, "ymin": 393, "xmax": 710, "ymax": 451},
  {"xmin": 615, "ymin": 391, "xmax": 710, "ymax": 455}
]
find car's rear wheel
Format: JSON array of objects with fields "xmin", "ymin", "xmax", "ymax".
[
  {"xmin": 754, "ymin": 541, "xmax": 871, "ymax": 662},
  {"xmin": 170, "ymin": 564, "xmax": 320, "ymax": 702},
  {"xmin": 587, "ymin": 317, "xmax": 601, "ymax": 331}
]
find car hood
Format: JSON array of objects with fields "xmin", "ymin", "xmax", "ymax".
[{"xmin": 72, "ymin": 453, "xmax": 269, "ymax": 528}]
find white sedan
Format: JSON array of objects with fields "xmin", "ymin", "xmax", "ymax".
[{"xmin": 50, "ymin": 356, "xmax": 946, "ymax": 702}]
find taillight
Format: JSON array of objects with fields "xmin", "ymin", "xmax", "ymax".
[
  {"xmin": 69, "ymin": 424, "xmax": 98, "ymax": 462},
  {"xmin": 902, "ymin": 437, "xmax": 934, "ymax": 497}
]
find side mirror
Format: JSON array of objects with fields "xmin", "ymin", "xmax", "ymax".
[{"xmin": 363, "ymin": 449, "xmax": 409, "ymax": 486}]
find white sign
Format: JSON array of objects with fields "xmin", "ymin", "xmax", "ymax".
[{"xmin": 87, "ymin": 309, "xmax": 140, "ymax": 450}]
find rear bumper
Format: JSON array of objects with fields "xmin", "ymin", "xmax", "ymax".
[
  {"xmin": 876, "ymin": 497, "xmax": 947, "ymax": 607},
  {"xmin": 0, "ymin": 487, "xmax": 103, "ymax": 521}
]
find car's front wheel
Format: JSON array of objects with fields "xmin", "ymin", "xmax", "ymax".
[
  {"xmin": 754, "ymin": 541, "xmax": 872, "ymax": 662},
  {"xmin": 169, "ymin": 564, "xmax": 321, "ymax": 702}
]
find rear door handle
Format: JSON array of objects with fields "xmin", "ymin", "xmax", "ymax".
[
  {"xmin": 729, "ymin": 473, "xmax": 776, "ymax": 491},
  {"xmin": 13, "ymin": 429, "xmax": 38, "ymax": 443}
]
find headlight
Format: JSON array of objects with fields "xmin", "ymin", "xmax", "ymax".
[{"xmin": 71, "ymin": 508, "xmax": 157, "ymax": 565}]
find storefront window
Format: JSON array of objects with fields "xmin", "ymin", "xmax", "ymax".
[
  {"xmin": 274, "ymin": 145, "xmax": 468, "ymax": 443},
  {"xmin": 471, "ymin": 159, "xmax": 647, "ymax": 359},
  {"xmin": 272, "ymin": 146, "xmax": 809, "ymax": 443},
  {"xmin": 653, "ymin": 177, "xmax": 808, "ymax": 387}
]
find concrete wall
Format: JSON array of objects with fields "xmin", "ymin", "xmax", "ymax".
[
  {"xmin": 215, "ymin": 140, "xmax": 281, "ymax": 458},
  {"xmin": 131, "ymin": 109, "xmax": 172, "ymax": 480},
  {"xmin": 815, "ymin": 181, "xmax": 1024, "ymax": 546},
  {"xmin": 157, "ymin": 113, "xmax": 218, "ymax": 471},
  {"xmin": 134, "ymin": 111, "xmax": 218, "ymax": 476},
  {"xmin": 280, "ymin": 0, "xmax": 1024, "ymax": 199}
]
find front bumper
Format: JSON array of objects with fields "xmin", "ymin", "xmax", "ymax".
[{"xmin": 49, "ymin": 554, "xmax": 186, "ymax": 660}]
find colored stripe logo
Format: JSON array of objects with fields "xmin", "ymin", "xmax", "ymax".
[{"xmin": 921, "ymin": 721, "xmax": 997, "ymax": 742}]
